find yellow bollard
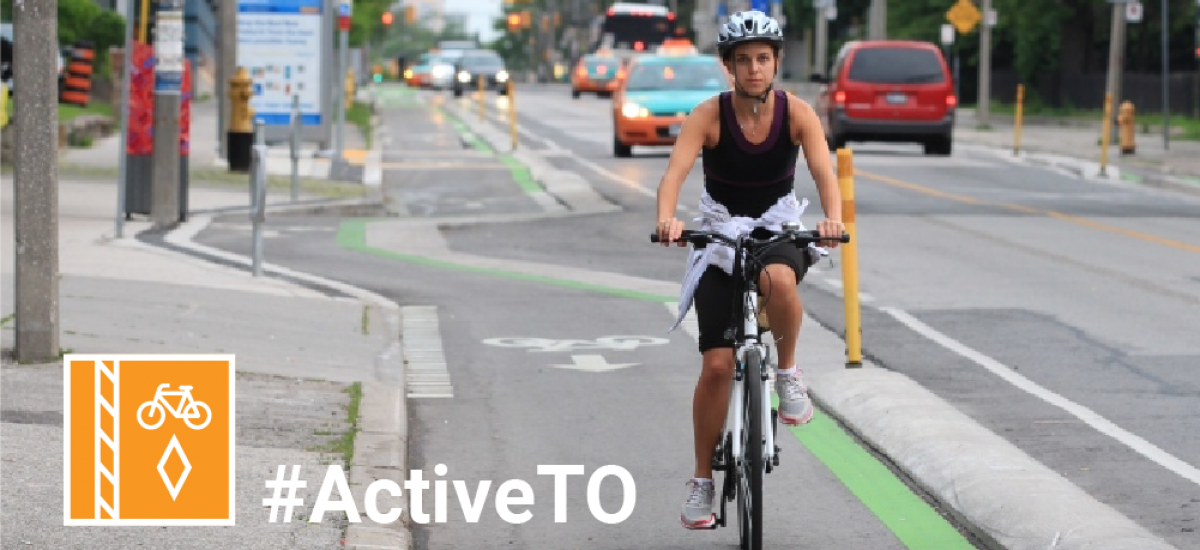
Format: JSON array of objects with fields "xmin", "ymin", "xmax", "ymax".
[
  {"xmin": 837, "ymin": 148, "xmax": 862, "ymax": 368},
  {"xmin": 507, "ymin": 79, "xmax": 518, "ymax": 151},
  {"xmin": 478, "ymin": 75, "xmax": 486, "ymax": 120},
  {"xmin": 1118, "ymin": 100, "xmax": 1136, "ymax": 155},
  {"xmin": 1, "ymin": 82, "xmax": 8, "ymax": 129},
  {"xmin": 1013, "ymin": 84, "xmax": 1025, "ymax": 156},
  {"xmin": 1099, "ymin": 93, "xmax": 1113, "ymax": 176}
]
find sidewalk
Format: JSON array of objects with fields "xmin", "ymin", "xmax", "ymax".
[
  {"xmin": 1, "ymin": 176, "xmax": 408, "ymax": 549},
  {"xmin": 954, "ymin": 108, "xmax": 1200, "ymax": 193},
  {"xmin": 56, "ymin": 98, "xmax": 370, "ymax": 181}
]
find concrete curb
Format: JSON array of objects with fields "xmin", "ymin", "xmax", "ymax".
[
  {"xmin": 147, "ymin": 207, "xmax": 413, "ymax": 550},
  {"xmin": 443, "ymin": 102, "xmax": 621, "ymax": 216},
  {"xmin": 810, "ymin": 367, "xmax": 1177, "ymax": 550},
  {"xmin": 346, "ymin": 381, "xmax": 411, "ymax": 550}
]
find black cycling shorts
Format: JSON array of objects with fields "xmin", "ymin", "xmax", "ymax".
[{"xmin": 693, "ymin": 237, "xmax": 813, "ymax": 353}]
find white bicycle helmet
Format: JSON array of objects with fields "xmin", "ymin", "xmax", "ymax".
[{"xmin": 717, "ymin": 11, "xmax": 784, "ymax": 59}]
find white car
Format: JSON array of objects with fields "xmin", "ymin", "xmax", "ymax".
[{"xmin": 427, "ymin": 51, "xmax": 464, "ymax": 90}]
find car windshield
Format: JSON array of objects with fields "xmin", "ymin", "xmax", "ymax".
[
  {"xmin": 461, "ymin": 54, "xmax": 504, "ymax": 70},
  {"xmin": 584, "ymin": 58, "xmax": 620, "ymax": 75},
  {"xmin": 847, "ymin": 48, "xmax": 945, "ymax": 84},
  {"xmin": 624, "ymin": 61, "xmax": 725, "ymax": 91}
]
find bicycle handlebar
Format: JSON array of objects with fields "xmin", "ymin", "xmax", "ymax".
[{"xmin": 650, "ymin": 229, "xmax": 850, "ymax": 247}]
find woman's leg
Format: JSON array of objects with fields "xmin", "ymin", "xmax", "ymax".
[{"xmin": 693, "ymin": 348, "xmax": 734, "ymax": 479}]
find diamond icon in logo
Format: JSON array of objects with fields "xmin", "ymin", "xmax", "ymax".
[{"xmin": 157, "ymin": 435, "xmax": 192, "ymax": 501}]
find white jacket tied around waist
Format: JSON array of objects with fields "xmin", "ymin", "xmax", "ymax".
[{"xmin": 669, "ymin": 191, "xmax": 827, "ymax": 333}]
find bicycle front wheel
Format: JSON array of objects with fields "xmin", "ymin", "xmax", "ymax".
[{"xmin": 737, "ymin": 349, "xmax": 764, "ymax": 550}]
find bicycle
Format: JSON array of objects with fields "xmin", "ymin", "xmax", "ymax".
[
  {"xmin": 137, "ymin": 383, "xmax": 212, "ymax": 430},
  {"xmin": 652, "ymin": 224, "xmax": 849, "ymax": 550}
]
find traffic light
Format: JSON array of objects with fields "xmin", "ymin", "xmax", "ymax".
[
  {"xmin": 382, "ymin": 11, "xmax": 394, "ymax": 25},
  {"xmin": 507, "ymin": 13, "xmax": 521, "ymax": 31}
]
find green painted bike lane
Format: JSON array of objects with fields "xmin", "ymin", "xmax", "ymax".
[{"xmin": 336, "ymin": 219, "xmax": 976, "ymax": 550}]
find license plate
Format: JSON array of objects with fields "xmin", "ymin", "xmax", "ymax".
[
  {"xmin": 886, "ymin": 92, "xmax": 908, "ymax": 105},
  {"xmin": 668, "ymin": 124, "xmax": 682, "ymax": 137}
]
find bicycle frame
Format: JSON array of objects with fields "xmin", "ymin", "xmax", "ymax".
[{"xmin": 711, "ymin": 233, "xmax": 780, "ymax": 535}]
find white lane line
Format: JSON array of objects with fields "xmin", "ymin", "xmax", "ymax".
[
  {"xmin": 818, "ymin": 277, "xmax": 875, "ymax": 303},
  {"xmin": 881, "ymin": 306, "xmax": 1200, "ymax": 487},
  {"xmin": 403, "ymin": 306, "xmax": 454, "ymax": 398}
]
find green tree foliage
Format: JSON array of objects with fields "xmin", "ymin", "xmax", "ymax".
[{"xmin": 2, "ymin": 0, "xmax": 125, "ymax": 77}]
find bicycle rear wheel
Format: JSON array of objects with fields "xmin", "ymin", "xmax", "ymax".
[{"xmin": 737, "ymin": 349, "xmax": 764, "ymax": 550}]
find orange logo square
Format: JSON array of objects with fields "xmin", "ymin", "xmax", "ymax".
[{"xmin": 63, "ymin": 354, "xmax": 235, "ymax": 525}]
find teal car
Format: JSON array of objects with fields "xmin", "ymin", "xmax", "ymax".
[{"xmin": 612, "ymin": 53, "xmax": 730, "ymax": 158}]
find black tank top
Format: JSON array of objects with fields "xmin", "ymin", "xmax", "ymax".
[{"xmin": 701, "ymin": 90, "xmax": 800, "ymax": 218}]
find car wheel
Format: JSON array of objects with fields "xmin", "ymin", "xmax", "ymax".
[
  {"xmin": 924, "ymin": 135, "xmax": 952, "ymax": 156},
  {"xmin": 613, "ymin": 134, "xmax": 632, "ymax": 158},
  {"xmin": 453, "ymin": 87, "xmax": 463, "ymax": 98},
  {"xmin": 598, "ymin": 91, "xmax": 612, "ymax": 99},
  {"xmin": 572, "ymin": 89, "xmax": 581, "ymax": 99}
]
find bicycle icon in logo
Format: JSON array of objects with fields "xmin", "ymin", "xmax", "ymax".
[{"xmin": 137, "ymin": 384, "xmax": 212, "ymax": 430}]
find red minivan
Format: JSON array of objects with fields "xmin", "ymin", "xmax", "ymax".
[{"xmin": 813, "ymin": 40, "xmax": 956, "ymax": 156}]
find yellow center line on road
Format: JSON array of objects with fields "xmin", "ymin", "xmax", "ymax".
[{"xmin": 857, "ymin": 169, "xmax": 1200, "ymax": 255}]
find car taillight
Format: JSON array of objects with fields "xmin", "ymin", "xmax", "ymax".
[
  {"xmin": 616, "ymin": 68, "xmax": 627, "ymax": 80},
  {"xmin": 634, "ymin": 41, "xmax": 645, "ymax": 51},
  {"xmin": 576, "ymin": 65, "xmax": 588, "ymax": 78},
  {"xmin": 834, "ymin": 91, "xmax": 846, "ymax": 105},
  {"xmin": 946, "ymin": 95, "xmax": 958, "ymax": 107}
]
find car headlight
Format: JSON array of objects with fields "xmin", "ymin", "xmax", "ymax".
[
  {"xmin": 496, "ymin": 70, "xmax": 509, "ymax": 83},
  {"xmin": 457, "ymin": 71, "xmax": 471, "ymax": 83},
  {"xmin": 403, "ymin": 69, "xmax": 413, "ymax": 79},
  {"xmin": 432, "ymin": 65, "xmax": 452, "ymax": 78},
  {"xmin": 621, "ymin": 102, "xmax": 649, "ymax": 118}
]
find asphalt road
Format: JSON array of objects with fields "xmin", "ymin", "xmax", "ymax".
[{"xmin": 195, "ymin": 83, "xmax": 1200, "ymax": 549}]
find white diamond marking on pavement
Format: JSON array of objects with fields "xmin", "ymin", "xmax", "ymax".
[{"xmin": 157, "ymin": 435, "xmax": 192, "ymax": 501}]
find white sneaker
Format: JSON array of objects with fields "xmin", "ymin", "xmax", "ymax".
[
  {"xmin": 680, "ymin": 479, "xmax": 715, "ymax": 529},
  {"xmin": 776, "ymin": 369, "xmax": 814, "ymax": 425}
]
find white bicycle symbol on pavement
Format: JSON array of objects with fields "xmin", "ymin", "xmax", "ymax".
[{"xmin": 137, "ymin": 384, "xmax": 212, "ymax": 430}]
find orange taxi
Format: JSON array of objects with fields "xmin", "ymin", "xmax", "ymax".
[
  {"xmin": 611, "ymin": 43, "xmax": 727, "ymax": 157},
  {"xmin": 571, "ymin": 52, "xmax": 625, "ymax": 98}
]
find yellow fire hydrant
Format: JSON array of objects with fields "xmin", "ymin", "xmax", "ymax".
[
  {"xmin": 345, "ymin": 68, "xmax": 357, "ymax": 110},
  {"xmin": 1118, "ymin": 100, "xmax": 1136, "ymax": 155},
  {"xmin": 228, "ymin": 66, "xmax": 255, "ymax": 172}
]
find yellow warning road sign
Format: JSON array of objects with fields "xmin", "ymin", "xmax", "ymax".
[{"xmin": 946, "ymin": 0, "xmax": 981, "ymax": 35}]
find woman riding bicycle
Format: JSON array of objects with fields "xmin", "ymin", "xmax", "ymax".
[{"xmin": 652, "ymin": 10, "xmax": 844, "ymax": 529}]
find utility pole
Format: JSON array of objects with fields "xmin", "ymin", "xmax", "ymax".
[
  {"xmin": 13, "ymin": 0, "xmax": 60, "ymax": 363},
  {"xmin": 1104, "ymin": 2, "xmax": 1128, "ymax": 130},
  {"xmin": 868, "ymin": 0, "xmax": 886, "ymax": 40},
  {"xmin": 336, "ymin": 1, "xmax": 352, "ymax": 160},
  {"xmin": 977, "ymin": 0, "xmax": 992, "ymax": 126},
  {"xmin": 151, "ymin": 0, "xmax": 185, "ymax": 228},
  {"xmin": 218, "ymin": 0, "xmax": 237, "ymax": 161},
  {"xmin": 1161, "ymin": 0, "xmax": 1169, "ymax": 150},
  {"xmin": 814, "ymin": 1, "xmax": 829, "ymax": 79}
]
